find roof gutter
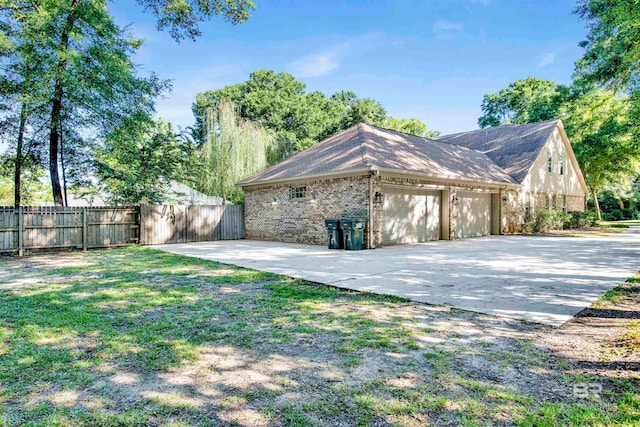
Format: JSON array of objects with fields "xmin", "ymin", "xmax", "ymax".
[
  {"xmin": 374, "ymin": 167, "xmax": 520, "ymax": 190},
  {"xmin": 236, "ymin": 166, "xmax": 375, "ymax": 189}
]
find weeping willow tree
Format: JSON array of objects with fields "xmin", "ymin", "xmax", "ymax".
[{"xmin": 195, "ymin": 100, "xmax": 273, "ymax": 203}]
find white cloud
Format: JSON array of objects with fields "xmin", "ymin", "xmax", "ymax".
[
  {"xmin": 433, "ymin": 20, "xmax": 463, "ymax": 39},
  {"xmin": 287, "ymin": 51, "xmax": 341, "ymax": 78},
  {"xmin": 537, "ymin": 52, "xmax": 555, "ymax": 68}
]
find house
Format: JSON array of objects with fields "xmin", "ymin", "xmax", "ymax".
[{"xmin": 237, "ymin": 120, "xmax": 588, "ymax": 248}]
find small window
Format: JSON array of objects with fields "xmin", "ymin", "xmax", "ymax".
[
  {"xmin": 559, "ymin": 155, "xmax": 565, "ymax": 175},
  {"xmin": 562, "ymin": 195, "xmax": 567, "ymax": 212},
  {"xmin": 548, "ymin": 151, "xmax": 553, "ymax": 173},
  {"xmin": 290, "ymin": 186, "xmax": 307, "ymax": 200}
]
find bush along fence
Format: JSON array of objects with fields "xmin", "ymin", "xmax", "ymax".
[{"xmin": 0, "ymin": 205, "xmax": 244, "ymax": 256}]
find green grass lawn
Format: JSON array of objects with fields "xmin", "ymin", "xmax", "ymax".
[
  {"xmin": 598, "ymin": 220, "xmax": 640, "ymax": 228},
  {"xmin": 0, "ymin": 247, "xmax": 638, "ymax": 426}
]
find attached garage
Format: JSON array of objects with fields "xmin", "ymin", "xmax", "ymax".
[
  {"xmin": 240, "ymin": 122, "xmax": 588, "ymax": 248},
  {"xmin": 383, "ymin": 187, "xmax": 441, "ymax": 245},
  {"xmin": 456, "ymin": 191, "xmax": 492, "ymax": 239}
]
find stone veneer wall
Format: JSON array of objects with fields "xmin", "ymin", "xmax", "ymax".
[
  {"xmin": 371, "ymin": 177, "xmax": 384, "ymax": 248},
  {"xmin": 566, "ymin": 195, "xmax": 586, "ymax": 212},
  {"xmin": 243, "ymin": 175, "xmax": 371, "ymax": 246},
  {"xmin": 502, "ymin": 190, "xmax": 523, "ymax": 233}
]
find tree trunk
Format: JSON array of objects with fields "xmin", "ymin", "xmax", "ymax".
[
  {"xmin": 48, "ymin": 0, "xmax": 80, "ymax": 206},
  {"xmin": 14, "ymin": 103, "xmax": 27, "ymax": 208},
  {"xmin": 617, "ymin": 196, "xmax": 625, "ymax": 210},
  {"xmin": 60, "ymin": 124, "xmax": 69, "ymax": 207},
  {"xmin": 591, "ymin": 186, "xmax": 602, "ymax": 221}
]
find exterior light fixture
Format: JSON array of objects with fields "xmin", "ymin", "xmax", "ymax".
[
  {"xmin": 271, "ymin": 196, "xmax": 277, "ymax": 205},
  {"xmin": 502, "ymin": 195, "xmax": 508, "ymax": 203},
  {"xmin": 374, "ymin": 191, "xmax": 384, "ymax": 204},
  {"xmin": 451, "ymin": 195, "xmax": 459, "ymax": 205}
]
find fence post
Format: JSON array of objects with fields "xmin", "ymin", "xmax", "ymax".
[
  {"xmin": 82, "ymin": 207, "xmax": 88, "ymax": 251},
  {"xmin": 18, "ymin": 206, "xmax": 23, "ymax": 256}
]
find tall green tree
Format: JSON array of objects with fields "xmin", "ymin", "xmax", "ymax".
[
  {"xmin": 560, "ymin": 89, "xmax": 639, "ymax": 219},
  {"xmin": 193, "ymin": 71, "xmax": 438, "ymax": 163},
  {"xmin": 477, "ymin": 78, "xmax": 558, "ymax": 128},
  {"xmin": 1, "ymin": 1, "xmax": 52, "ymax": 207},
  {"xmin": 95, "ymin": 118, "xmax": 192, "ymax": 205},
  {"xmin": 193, "ymin": 99, "xmax": 273, "ymax": 203},
  {"xmin": 575, "ymin": 0, "xmax": 640, "ymax": 139},
  {"xmin": 2, "ymin": 0, "xmax": 255, "ymax": 206}
]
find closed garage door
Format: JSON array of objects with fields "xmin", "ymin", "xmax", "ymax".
[
  {"xmin": 383, "ymin": 188, "xmax": 440, "ymax": 245},
  {"xmin": 457, "ymin": 191, "xmax": 491, "ymax": 239}
]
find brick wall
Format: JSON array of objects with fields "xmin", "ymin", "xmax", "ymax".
[{"xmin": 243, "ymin": 175, "xmax": 371, "ymax": 246}]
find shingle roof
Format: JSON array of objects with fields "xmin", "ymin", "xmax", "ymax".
[
  {"xmin": 433, "ymin": 120, "xmax": 560, "ymax": 183},
  {"xmin": 238, "ymin": 123, "xmax": 517, "ymax": 186}
]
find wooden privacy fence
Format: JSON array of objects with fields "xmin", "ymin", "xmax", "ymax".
[
  {"xmin": 139, "ymin": 205, "xmax": 244, "ymax": 245},
  {"xmin": 0, "ymin": 206, "xmax": 140, "ymax": 256},
  {"xmin": 0, "ymin": 204, "xmax": 244, "ymax": 255}
]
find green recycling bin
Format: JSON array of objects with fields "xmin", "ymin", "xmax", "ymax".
[
  {"xmin": 340, "ymin": 217, "xmax": 365, "ymax": 250},
  {"xmin": 324, "ymin": 219, "xmax": 343, "ymax": 249}
]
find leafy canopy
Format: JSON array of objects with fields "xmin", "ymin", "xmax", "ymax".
[
  {"xmin": 478, "ymin": 78, "xmax": 558, "ymax": 128},
  {"xmin": 95, "ymin": 119, "xmax": 192, "ymax": 205},
  {"xmin": 193, "ymin": 70, "xmax": 438, "ymax": 164}
]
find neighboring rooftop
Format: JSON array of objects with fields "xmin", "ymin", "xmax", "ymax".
[
  {"xmin": 238, "ymin": 123, "xmax": 517, "ymax": 186},
  {"xmin": 433, "ymin": 120, "xmax": 560, "ymax": 183}
]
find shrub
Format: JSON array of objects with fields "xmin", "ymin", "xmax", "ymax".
[
  {"xmin": 522, "ymin": 209, "xmax": 574, "ymax": 233},
  {"xmin": 570, "ymin": 211, "xmax": 598, "ymax": 228}
]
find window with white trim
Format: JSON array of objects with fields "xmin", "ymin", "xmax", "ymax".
[
  {"xmin": 547, "ymin": 151, "xmax": 553, "ymax": 173},
  {"xmin": 290, "ymin": 186, "xmax": 307, "ymax": 200},
  {"xmin": 559, "ymin": 155, "xmax": 565, "ymax": 175}
]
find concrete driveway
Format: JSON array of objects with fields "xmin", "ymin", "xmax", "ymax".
[{"xmin": 155, "ymin": 227, "xmax": 640, "ymax": 326}]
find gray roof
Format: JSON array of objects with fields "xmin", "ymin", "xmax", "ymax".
[
  {"xmin": 239, "ymin": 123, "xmax": 517, "ymax": 186},
  {"xmin": 433, "ymin": 120, "xmax": 560, "ymax": 183}
]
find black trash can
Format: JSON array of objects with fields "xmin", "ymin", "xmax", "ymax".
[
  {"xmin": 324, "ymin": 219, "xmax": 343, "ymax": 249},
  {"xmin": 340, "ymin": 217, "xmax": 365, "ymax": 250}
]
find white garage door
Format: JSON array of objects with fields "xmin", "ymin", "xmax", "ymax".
[
  {"xmin": 383, "ymin": 188, "xmax": 440, "ymax": 245},
  {"xmin": 457, "ymin": 191, "xmax": 491, "ymax": 239}
]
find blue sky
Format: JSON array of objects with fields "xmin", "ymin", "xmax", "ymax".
[{"xmin": 112, "ymin": 0, "xmax": 587, "ymax": 135}]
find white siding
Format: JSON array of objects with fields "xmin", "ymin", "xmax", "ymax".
[{"xmin": 520, "ymin": 128, "xmax": 585, "ymax": 198}]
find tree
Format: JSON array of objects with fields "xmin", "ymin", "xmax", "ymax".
[
  {"xmin": 575, "ymin": 0, "xmax": 640, "ymax": 140},
  {"xmin": 2, "ymin": 0, "xmax": 255, "ymax": 206},
  {"xmin": 193, "ymin": 99, "xmax": 272, "ymax": 203},
  {"xmin": 384, "ymin": 117, "xmax": 440, "ymax": 137},
  {"xmin": 561, "ymin": 90, "xmax": 639, "ymax": 219},
  {"xmin": 0, "ymin": 154, "xmax": 52, "ymax": 206},
  {"xmin": 0, "ymin": 1, "xmax": 51, "ymax": 207},
  {"xmin": 134, "ymin": 0, "xmax": 255, "ymax": 42},
  {"xmin": 478, "ymin": 78, "xmax": 558, "ymax": 128},
  {"xmin": 193, "ymin": 71, "xmax": 440, "ymax": 163},
  {"xmin": 95, "ymin": 118, "xmax": 192, "ymax": 205}
]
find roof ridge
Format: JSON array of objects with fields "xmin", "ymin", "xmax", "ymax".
[{"xmin": 436, "ymin": 119, "xmax": 560, "ymax": 139}]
